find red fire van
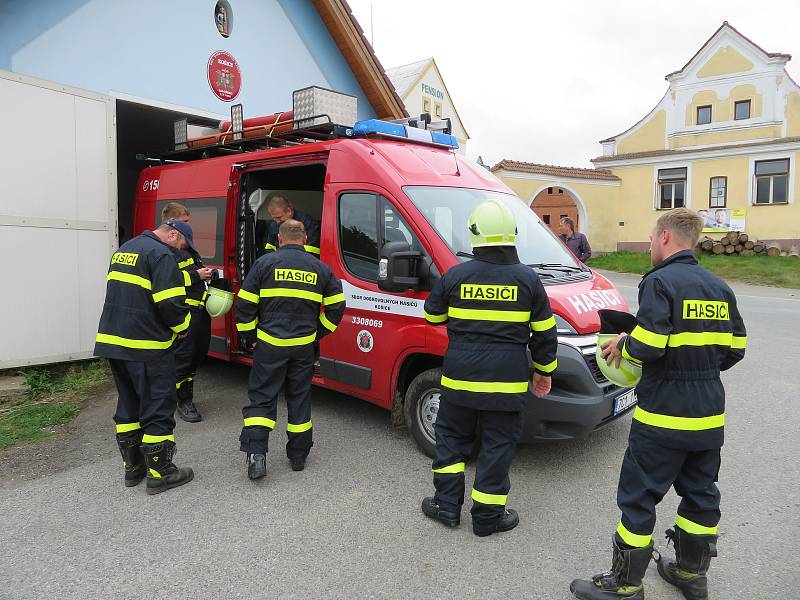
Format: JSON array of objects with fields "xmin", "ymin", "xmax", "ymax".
[{"xmin": 133, "ymin": 114, "xmax": 634, "ymax": 456}]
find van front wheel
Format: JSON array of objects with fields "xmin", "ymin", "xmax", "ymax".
[{"xmin": 404, "ymin": 368, "xmax": 442, "ymax": 458}]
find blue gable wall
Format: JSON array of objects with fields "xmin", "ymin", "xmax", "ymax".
[{"xmin": 0, "ymin": 0, "xmax": 377, "ymax": 120}]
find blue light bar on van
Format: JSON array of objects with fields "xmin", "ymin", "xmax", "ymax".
[{"xmin": 352, "ymin": 119, "xmax": 459, "ymax": 149}]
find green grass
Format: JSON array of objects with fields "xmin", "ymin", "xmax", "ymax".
[
  {"xmin": 587, "ymin": 252, "xmax": 800, "ymax": 288},
  {"xmin": 0, "ymin": 360, "xmax": 110, "ymax": 449}
]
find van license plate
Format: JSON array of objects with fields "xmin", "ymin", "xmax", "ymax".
[{"xmin": 613, "ymin": 389, "xmax": 637, "ymax": 416}]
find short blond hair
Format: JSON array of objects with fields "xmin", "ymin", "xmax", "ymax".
[
  {"xmin": 161, "ymin": 202, "xmax": 189, "ymax": 222},
  {"xmin": 656, "ymin": 208, "xmax": 703, "ymax": 247},
  {"xmin": 279, "ymin": 219, "xmax": 305, "ymax": 243}
]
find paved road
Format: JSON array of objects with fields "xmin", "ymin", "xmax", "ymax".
[{"xmin": 1, "ymin": 273, "xmax": 798, "ymax": 599}]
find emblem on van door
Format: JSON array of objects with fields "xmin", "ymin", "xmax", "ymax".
[{"xmin": 357, "ymin": 330, "xmax": 373, "ymax": 353}]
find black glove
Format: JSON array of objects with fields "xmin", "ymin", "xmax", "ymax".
[{"xmin": 239, "ymin": 332, "xmax": 256, "ymax": 354}]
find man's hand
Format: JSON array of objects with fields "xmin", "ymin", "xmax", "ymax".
[
  {"xmin": 601, "ymin": 332, "xmax": 627, "ymax": 368},
  {"xmin": 197, "ymin": 267, "xmax": 213, "ymax": 281},
  {"xmin": 531, "ymin": 373, "xmax": 551, "ymax": 398}
]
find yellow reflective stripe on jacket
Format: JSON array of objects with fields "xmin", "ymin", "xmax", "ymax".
[
  {"xmin": 433, "ymin": 462, "xmax": 465, "ymax": 474},
  {"xmin": 304, "ymin": 245, "xmax": 321, "ymax": 255},
  {"xmin": 448, "ymin": 307, "xmax": 531, "ymax": 323},
  {"xmin": 238, "ymin": 288, "xmax": 260, "ymax": 304},
  {"xmin": 243, "ymin": 416, "xmax": 276, "ymax": 429},
  {"xmin": 323, "ymin": 293, "xmax": 346, "ymax": 306},
  {"xmin": 170, "ymin": 312, "xmax": 191, "ymax": 334},
  {"xmin": 630, "ymin": 325, "xmax": 669, "ymax": 348},
  {"xmin": 667, "ymin": 331, "xmax": 733, "ymax": 347},
  {"xmin": 141, "ymin": 433, "xmax": 175, "ymax": 444},
  {"xmin": 96, "ymin": 333, "xmax": 175, "ymax": 350},
  {"xmin": 530, "ymin": 316, "xmax": 556, "ymax": 332},
  {"xmin": 107, "ymin": 271, "xmax": 152, "ymax": 290},
  {"xmin": 676, "ymin": 515, "xmax": 719, "ymax": 535},
  {"xmin": 260, "ymin": 288, "xmax": 323, "ymax": 303},
  {"xmin": 621, "ymin": 342, "xmax": 642, "ymax": 364},
  {"xmin": 633, "ymin": 406, "xmax": 724, "ymax": 431},
  {"xmin": 176, "ymin": 376, "xmax": 193, "ymax": 389},
  {"xmin": 182, "ymin": 271, "xmax": 191, "ymax": 286},
  {"xmin": 616, "ymin": 522, "xmax": 652, "ymax": 548},
  {"xmin": 287, "ymin": 421, "xmax": 313, "ymax": 433},
  {"xmin": 424, "ymin": 311, "xmax": 448, "ymax": 324},
  {"xmin": 115, "ymin": 422, "xmax": 141, "ymax": 433},
  {"xmin": 177, "ymin": 257, "xmax": 195, "ymax": 269},
  {"xmin": 441, "ymin": 375, "xmax": 528, "ymax": 394},
  {"xmin": 152, "ymin": 286, "xmax": 186, "ymax": 303},
  {"xmin": 236, "ymin": 319, "xmax": 257, "ymax": 331},
  {"xmin": 257, "ymin": 329, "xmax": 317, "ymax": 347},
  {"xmin": 471, "ymin": 488, "xmax": 508, "ymax": 505},
  {"xmin": 731, "ymin": 336, "xmax": 747, "ymax": 349},
  {"xmin": 265, "ymin": 242, "xmax": 276, "ymax": 251},
  {"xmin": 533, "ymin": 359, "xmax": 557, "ymax": 374},
  {"xmin": 319, "ymin": 312, "xmax": 337, "ymax": 332},
  {"xmin": 185, "ymin": 298, "xmax": 205, "ymax": 307}
]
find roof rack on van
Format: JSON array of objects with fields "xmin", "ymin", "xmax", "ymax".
[
  {"xmin": 137, "ymin": 115, "xmax": 355, "ymax": 163},
  {"xmin": 136, "ymin": 86, "xmax": 459, "ymax": 164}
]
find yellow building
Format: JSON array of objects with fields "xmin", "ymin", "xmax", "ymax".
[
  {"xmin": 494, "ymin": 22, "xmax": 800, "ymax": 253},
  {"xmin": 386, "ymin": 57, "xmax": 469, "ymax": 154}
]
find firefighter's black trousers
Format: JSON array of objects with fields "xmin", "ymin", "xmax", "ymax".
[
  {"xmin": 110, "ymin": 356, "xmax": 176, "ymax": 435},
  {"xmin": 432, "ymin": 398, "xmax": 523, "ymax": 528},
  {"xmin": 239, "ymin": 342, "xmax": 315, "ymax": 462},
  {"xmin": 617, "ymin": 426, "xmax": 721, "ymax": 546},
  {"xmin": 174, "ymin": 308, "xmax": 211, "ymax": 398}
]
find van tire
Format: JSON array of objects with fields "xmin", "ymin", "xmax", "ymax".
[
  {"xmin": 405, "ymin": 368, "xmax": 442, "ymax": 457},
  {"xmin": 404, "ymin": 368, "xmax": 481, "ymax": 459}
]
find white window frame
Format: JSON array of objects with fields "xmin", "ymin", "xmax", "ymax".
[
  {"xmin": 654, "ymin": 164, "xmax": 691, "ymax": 211},
  {"xmin": 709, "ymin": 176, "xmax": 727, "ymax": 208},
  {"xmin": 749, "ymin": 154, "xmax": 794, "ymax": 206}
]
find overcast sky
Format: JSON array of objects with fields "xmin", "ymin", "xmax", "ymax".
[{"xmin": 347, "ymin": 0, "xmax": 800, "ymax": 169}]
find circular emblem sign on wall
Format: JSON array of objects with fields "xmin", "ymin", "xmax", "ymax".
[{"xmin": 207, "ymin": 50, "xmax": 241, "ymax": 102}]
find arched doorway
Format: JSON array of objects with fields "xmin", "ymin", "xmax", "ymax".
[{"xmin": 531, "ymin": 186, "xmax": 580, "ymax": 235}]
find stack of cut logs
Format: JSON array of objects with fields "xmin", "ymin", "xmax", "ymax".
[{"xmin": 697, "ymin": 232, "xmax": 782, "ymax": 256}]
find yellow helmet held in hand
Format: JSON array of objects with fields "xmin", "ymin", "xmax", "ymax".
[
  {"xmin": 596, "ymin": 309, "xmax": 642, "ymax": 388},
  {"xmin": 206, "ymin": 278, "xmax": 234, "ymax": 318},
  {"xmin": 467, "ymin": 199, "xmax": 517, "ymax": 248}
]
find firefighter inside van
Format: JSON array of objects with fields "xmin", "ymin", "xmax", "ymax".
[{"xmin": 255, "ymin": 193, "xmax": 321, "ymax": 257}]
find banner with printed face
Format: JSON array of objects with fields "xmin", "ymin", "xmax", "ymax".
[{"xmin": 700, "ymin": 208, "xmax": 746, "ymax": 233}]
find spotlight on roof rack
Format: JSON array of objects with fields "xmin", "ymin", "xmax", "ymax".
[
  {"xmin": 352, "ymin": 119, "xmax": 459, "ymax": 149},
  {"xmin": 230, "ymin": 104, "xmax": 243, "ymax": 141},
  {"xmin": 292, "ymin": 86, "xmax": 358, "ymax": 129}
]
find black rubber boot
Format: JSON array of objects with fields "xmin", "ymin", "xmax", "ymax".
[
  {"xmin": 472, "ymin": 508, "xmax": 519, "ymax": 537},
  {"xmin": 116, "ymin": 431, "xmax": 145, "ymax": 487},
  {"xmin": 570, "ymin": 536, "xmax": 652, "ymax": 599},
  {"xmin": 176, "ymin": 381, "xmax": 202, "ymax": 423},
  {"xmin": 656, "ymin": 526, "xmax": 717, "ymax": 600},
  {"xmin": 290, "ymin": 461, "xmax": 305, "ymax": 472},
  {"xmin": 247, "ymin": 453, "xmax": 267, "ymax": 480},
  {"xmin": 421, "ymin": 497, "xmax": 460, "ymax": 528},
  {"xmin": 142, "ymin": 440, "xmax": 194, "ymax": 495}
]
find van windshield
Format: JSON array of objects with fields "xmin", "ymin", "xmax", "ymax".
[{"xmin": 403, "ymin": 186, "xmax": 582, "ymax": 269}]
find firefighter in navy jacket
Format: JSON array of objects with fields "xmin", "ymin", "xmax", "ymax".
[
  {"xmin": 421, "ymin": 199, "xmax": 558, "ymax": 537},
  {"xmin": 236, "ymin": 219, "xmax": 345, "ymax": 479},
  {"xmin": 571, "ymin": 208, "xmax": 746, "ymax": 600},
  {"xmin": 261, "ymin": 194, "xmax": 322, "ymax": 257},
  {"xmin": 94, "ymin": 220, "xmax": 196, "ymax": 495},
  {"xmin": 161, "ymin": 203, "xmax": 213, "ymax": 423}
]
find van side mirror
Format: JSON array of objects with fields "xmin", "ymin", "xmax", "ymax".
[{"xmin": 378, "ymin": 241, "xmax": 421, "ymax": 292}]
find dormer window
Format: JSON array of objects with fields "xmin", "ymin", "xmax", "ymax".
[
  {"xmin": 697, "ymin": 105, "xmax": 712, "ymax": 125},
  {"xmin": 734, "ymin": 100, "xmax": 751, "ymax": 120}
]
